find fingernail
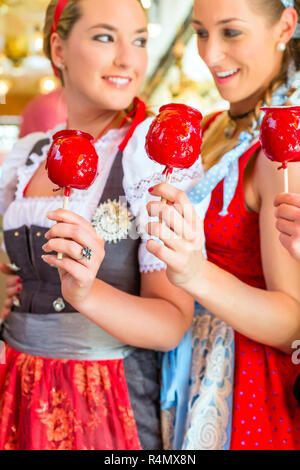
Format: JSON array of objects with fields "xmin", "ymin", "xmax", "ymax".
[
  {"xmin": 46, "ymin": 211, "xmax": 54, "ymax": 218},
  {"xmin": 17, "ymin": 286, "xmax": 21, "ymax": 292},
  {"xmin": 42, "ymin": 244, "xmax": 47, "ymax": 251},
  {"xmin": 17, "ymin": 278, "xmax": 22, "ymax": 283},
  {"xmin": 148, "ymin": 187, "xmax": 154, "ymax": 193},
  {"xmin": 44, "ymin": 231, "xmax": 49, "ymax": 239}
]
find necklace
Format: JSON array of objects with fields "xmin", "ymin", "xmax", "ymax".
[
  {"xmin": 228, "ymin": 108, "xmax": 255, "ymax": 120},
  {"xmin": 224, "ymin": 108, "xmax": 255, "ymax": 139}
]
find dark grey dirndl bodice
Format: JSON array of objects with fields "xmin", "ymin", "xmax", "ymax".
[{"xmin": 2, "ymin": 143, "xmax": 141, "ymax": 360}]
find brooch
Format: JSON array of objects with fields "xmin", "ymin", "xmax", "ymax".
[{"xmin": 91, "ymin": 199, "xmax": 134, "ymax": 244}]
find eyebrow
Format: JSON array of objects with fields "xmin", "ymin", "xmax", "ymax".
[
  {"xmin": 88, "ymin": 23, "xmax": 148, "ymax": 34},
  {"xmin": 192, "ymin": 18, "xmax": 246, "ymax": 26}
]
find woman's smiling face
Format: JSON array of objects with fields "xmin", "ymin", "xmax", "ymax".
[
  {"xmin": 193, "ymin": 0, "xmax": 288, "ymax": 108},
  {"xmin": 52, "ymin": 0, "xmax": 148, "ymax": 112}
]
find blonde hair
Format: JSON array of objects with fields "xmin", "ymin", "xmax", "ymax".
[{"xmin": 43, "ymin": 0, "xmax": 82, "ymax": 66}]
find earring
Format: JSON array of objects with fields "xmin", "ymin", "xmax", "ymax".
[{"xmin": 277, "ymin": 42, "xmax": 286, "ymax": 52}]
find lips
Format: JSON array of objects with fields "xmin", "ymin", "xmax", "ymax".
[
  {"xmin": 102, "ymin": 76, "xmax": 132, "ymax": 88},
  {"xmin": 213, "ymin": 68, "xmax": 240, "ymax": 85}
]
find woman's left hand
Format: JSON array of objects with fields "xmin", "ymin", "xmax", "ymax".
[
  {"xmin": 42, "ymin": 209, "xmax": 105, "ymax": 308},
  {"xmin": 146, "ymin": 183, "xmax": 205, "ymax": 288}
]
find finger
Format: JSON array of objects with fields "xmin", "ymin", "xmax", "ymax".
[
  {"xmin": 42, "ymin": 254, "xmax": 95, "ymax": 285},
  {"xmin": 149, "ymin": 184, "xmax": 195, "ymax": 221},
  {"xmin": 46, "ymin": 209, "xmax": 100, "ymax": 239},
  {"xmin": 3, "ymin": 297, "xmax": 13, "ymax": 309},
  {"xmin": 42, "ymin": 238, "xmax": 98, "ymax": 268},
  {"xmin": 45, "ymin": 223, "xmax": 102, "ymax": 252},
  {"xmin": 275, "ymin": 218, "xmax": 296, "ymax": 237},
  {"xmin": 274, "ymin": 203, "xmax": 300, "ymax": 222},
  {"xmin": 279, "ymin": 233, "xmax": 300, "ymax": 261},
  {"xmin": 147, "ymin": 202, "xmax": 197, "ymax": 241},
  {"xmin": 6, "ymin": 275, "xmax": 22, "ymax": 288},
  {"xmin": 1, "ymin": 307, "xmax": 10, "ymax": 320},
  {"xmin": 274, "ymin": 193, "xmax": 300, "ymax": 208},
  {"xmin": 146, "ymin": 239, "xmax": 185, "ymax": 273},
  {"xmin": 6, "ymin": 285, "xmax": 22, "ymax": 298},
  {"xmin": 147, "ymin": 221, "xmax": 185, "ymax": 252},
  {"xmin": 0, "ymin": 263, "xmax": 14, "ymax": 276}
]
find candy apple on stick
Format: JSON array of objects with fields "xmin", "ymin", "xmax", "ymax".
[
  {"xmin": 260, "ymin": 106, "xmax": 300, "ymax": 193},
  {"xmin": 145, "ymin": 103, "xmax": 203, "ymax": 203},
  {"xmin": 46, "ymin": 129, "xmax": 99, "ymax": 259}
]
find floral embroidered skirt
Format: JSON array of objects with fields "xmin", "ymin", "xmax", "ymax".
[{"xmin": 0, "ymin": 344, "xmax": 142, "ymax": 450}]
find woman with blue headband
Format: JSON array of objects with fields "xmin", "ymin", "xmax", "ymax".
[{"xmin": 147, "ymin": 0, "xmax": 300, "ymax": 450}]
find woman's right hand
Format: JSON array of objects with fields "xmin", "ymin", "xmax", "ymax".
[
  {"xmin": 274, "ymin": 193, "xmax": 300, "ymax": 263},
  {"xmin": 41, "ymin": 209, "xmax": 105, "ymax": 310},
  {"xmin": 0, "ymin": 263, "xmax": 22, "ymax": 320}
]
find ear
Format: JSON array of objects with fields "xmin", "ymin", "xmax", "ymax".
[
  {"xmin": 50, "ymin": 32, "xmax": 66, "ymax": 69},
  {"xmin": 278, "ymin": 7, "xmax": 298, "ymax": 43}
]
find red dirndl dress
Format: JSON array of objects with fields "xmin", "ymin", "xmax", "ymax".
[
  {"xmin": 204, "ymin": 121, "xmax": 300, "ymax": 449},
  {"xmin": 0, "ymin": 345, "xmax": 141, "ymax": 450}
]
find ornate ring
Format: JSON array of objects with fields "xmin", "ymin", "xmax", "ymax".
[
  {"xmin": 12, "ymin": 296, "xmax": 21, "ymax": 307},
  {"xmin": 81, "ymin": 247, "xmax": 92, "ymax": 261}
]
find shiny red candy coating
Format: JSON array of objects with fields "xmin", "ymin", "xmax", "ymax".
[
  {"xmin": 260, "ymin": 106, "xmax": 300, "ymax": 166},
  {"xmin": 145, "ymin": 103, "xmax": 203, "ymax": 170},
  {"xmin": 46, "ymin": 130, "xmax": 99, "ymax": 189}
]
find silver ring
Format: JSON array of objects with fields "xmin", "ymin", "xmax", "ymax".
[
  {"xmin": 81, "ymin": 247, "xmax": 92, "ymax": 261},
  {"xmin": 7, "ymin": 263, "xmax": 21, "ymax": 272},
  {"xmin": 12, "ymin": 296, "xmax": 21, "ymax": 307}
]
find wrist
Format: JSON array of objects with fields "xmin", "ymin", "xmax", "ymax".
[
  {"xmin": 70, "ymin": 280, "xmax": 97, "ymax": 313},
  {"xmin": 180, "ymin": 256, "xmax": 212, "ymax": 299}
]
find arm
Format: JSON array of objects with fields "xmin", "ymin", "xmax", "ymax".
[
  {"xmin": 146, "ymin": 155, "xmax": 300, "ymax": 353},
  {"xmin": 274, "ymin": 192, "xmax": 300, "ymax": 262},
  {"xmin": 42, "ymin": 209, "xmax": 194, "ymax": 352},
  {"xmin": 0, "ymin": 265, "xmax": 21, "ymax": 320}
]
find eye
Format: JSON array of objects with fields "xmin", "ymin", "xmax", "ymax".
[
  {"xmin": 223, "ymin": 28, "xmax": 242, "ymax": 38},
  {"xmin": 195, "ymin": 29, "xmax": 209, "ymax": 40},
  {"xmin": 92, "ymin": 34, "xmax": 114, "ymax": 43},
  {"xmin": 133, "ymin": 37, "xmax": 148, "ymax": 48}
]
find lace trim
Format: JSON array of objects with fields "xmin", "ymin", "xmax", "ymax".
[
  {"xmin": 126, "ymin": 159, "xmax": 205, "ymax": 204},
  {"xmin": 140, "ymin": 262, "xmax": 167, "ymax": 273}
]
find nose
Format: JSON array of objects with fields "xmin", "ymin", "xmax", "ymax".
[
  {"xmin": 199, "ymin": 36, "xmax": 226, "ymax": 68},
  {"xmin": 113, "ymin": 38, "xmax": 133, "ymax": 69}
]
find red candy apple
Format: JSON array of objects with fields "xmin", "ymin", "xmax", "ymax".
[
  {"xmin": 46, "ymin": 129, "xmax": 99, "ymax": 192},
  {"xmin": 260, "ymin": 106, "xmax": 300, "ymax": 169},
  {"xmin": 145, "ymin": 103, "xmax": 203, "ymax": 175},
  {"xmin": 46, "ymin": 129, "xmax": 99, "ymax": 260}
]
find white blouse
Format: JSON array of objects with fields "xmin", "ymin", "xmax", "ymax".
[{"xmin": 0, "ymin": 118, "xmax": 208, "ymax": 273}]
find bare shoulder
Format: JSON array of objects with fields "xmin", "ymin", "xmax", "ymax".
[
  {"xmin": 254, "ymin": 148, "xmax": 300, "ymax": 200},
  {"xmin": 254, "ymin": 149, "xmax": 300, "ymax": 299}
]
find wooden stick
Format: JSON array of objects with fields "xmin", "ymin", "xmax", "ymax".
[
  {"xmin": 161, "ymin": 172, "xmax": 173, "ymax": 205},
  {"xmin": 57, "ymin": 187, "xmax": 70, "ymax": 260},
  {"xmin": 283, "ymin": 167, "xmax": 289, "ymax": 193}
]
